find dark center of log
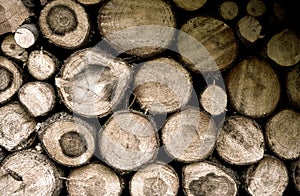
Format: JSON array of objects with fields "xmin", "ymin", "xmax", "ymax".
[
  {"xmin": 143, "ymin": 177, "xmax": 167, "ymax": 196},
  {"xmin": 46, "ymin": 5, "xmax": 78, "ymax": 35},
  {"xmin": 59, "ymin": 131, "xmax": 87, "ymax": 157},
  {"xmin": 0, "ymin": 66, "xmax": 13, "ymax": 91}
]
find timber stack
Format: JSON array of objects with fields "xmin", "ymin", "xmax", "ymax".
[{"xmin": 0, "ymin": 0, "xmax": 299, "ymax": 195}]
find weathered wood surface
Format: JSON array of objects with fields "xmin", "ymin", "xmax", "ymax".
[{"xmin": 1, "ymin": 34, "xmax": 28, "ymax": 62}]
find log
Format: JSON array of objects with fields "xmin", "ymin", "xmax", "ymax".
[
  {"xmin": 266, "ymin": 109, "xmax": 300, "ymax": 160},
  {"xmin": 55, "ymin": 48, "xmax": 131, "ymax": 118},
  {"xmin": 99, "ymin": 110, "xmax": 159, "ymax": 172},
  {"xmin": 14, "ymin": 24, "xmax": 39, "ymax": 49},
  {"xmin": 76, "ymin": 0, "xmax": 102, "ymax": 5},
  {"xmin": 177, "ymin": 16, "xmax": 237, "ymax": 72},
  {"xmin": 0, "ymin": 0, "xmax": 30, "ymax": 35},
  {"xmin": 244, "ymin": 155, "xmax": 289, "ymax": 196},
  {"xmin": 38, "ymin": 112, "xmax": 96, "ymax": 167},
  {"xmin": 98, "ymin": 0, "xmax": 176, "ymax": 57},
  {"xmin": 0, "ymin": 102, "xmax": 36, "ymax": 151},
  {"xmin": 227, "ymin": 57, "xmax": 280, "ymax": 118},
  {"xmin": 237, "ymin": 15, "xmax": 263, "ymax": 43},
  {"xmin": 219, "ymin": 1, "xmax": 239, "ymax": 21},
  {"xmin": 172, "ymin": 0, "xmax": 206, "ymax": 11},
  {"xmin": 200, "ymin": 84, "xmax": 227, "ymax": 116},
  {"xmin": 130, "ymin": 162, "xmax": 179, "ymax": 196},
  {"xmin": 18, "ymin": 81, "xmax": 56, "ymax": 117},
  {"xmin": 134, "ymin": 57, "xmax": 192, "ymax": 114},
  {"xmin": 182, "ymin": 161, "xmax": 238, "ymax": 196},
  {"xmin": 161, "ymin": 107, "xmax": 217, "ymax": 163},
  {"xmin": 67, "ymin": 163, "xmax": 122, "ymax": 195},
  {"xmin": 0, "ymin": 149, "xmax": 63, "ymax": 195},
  {"xmin": 246, "ymin": 0, "xmax": 266, "ymax": 17},
  {"xmin": 39, "ymin": 0, "xmax": 90, "ymax": 49},
  {"xmin": 0, "ymin": 57, "xmax": 23, "ymax": 104},
  {"xmin": 287, "ymin": 64, "xmax": 300, "ymax": 108},
  {"xmin": 27, "ymin": 49, "xmax": 59, "ymax": 80},
  {"xmin": 291, "ymin": 160, "xmax": 300, "ymax": 193},
  {"xmin": 267, "ymin": 29, "xmax": 300, "ymax": 67},
  {"xmin": 1, "ymin": 34, "xmax": 28, "ymax": 62},
  {"xmin": 216, "ymin": 116, "xmax": 265, "ymax": 165}
]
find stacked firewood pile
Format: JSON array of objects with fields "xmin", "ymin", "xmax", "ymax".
[{"xmin": 0, "ymin": 0, "xmax": 299, "ymax": 195}]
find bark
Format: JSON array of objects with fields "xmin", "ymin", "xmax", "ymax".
[
  {"xmin": 130, "ymin": 162, "xmax": 179, "ymax": 196},
  {"xmin": 287, "ymin": 64, "xmax": 300, "ymax": 108},
  {"xmin": 14, "ymin": 24, "xmax": 39, "ymax": 49},
  {"xmin": 172, "ymin": 0, "xmax": 206, "ymax": 11},
  {"xmin": 18, "ymin": 81, "xmax": 56, "ymax": 117},
  {"xmin": 55, "ymin": 48, "xmax": 131, "ymax": 118},
  {"xmin": 219, "ymin": 1, "xmax": 239, "ymax": 20},
  {"xmin": 39, "ymin": 0, "xmax": 90, "ymax": 49},
  {"xmin": 98, "ymin": 110, "xmax": 159, "ymax": 172},
  {"xmin": 38, "ymin": 112, "xmax": 96, "ymax": 167},
  {"xmin": 0, "ymin": 149, "xmax": 63, "ymax": 195},
  {"xmin": 1, "ymin": 34, "xmax": 28, "ymax": 62},
  {"xmin": 226, "ymin": 57, "xmax": 280, "ymax": 118},
  {"xmin": 237, "ymin": 15, "xmax": 263, "ymax": 43},
  {"xmin": 67, "ymin": 163, "xmax": 122, "ymax": 196},
  {"xmin": 246, "ymin": 0, "xmax": 266, "ymax": 17},
  {"xmin": 161, "ymin": 107, "xmax": 217, "ymax": 163},
  {"xmin": 134, "ymin": 57, "xmax": 192, "ymax": 114},
  {"xmin": 177, "ymin": 16, "xmax": 237, "ymax": 72}
]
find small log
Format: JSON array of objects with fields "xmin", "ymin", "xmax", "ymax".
[
  {"xmin": 267, "ymin": 29, "xmax": 300, "ymax": 66},
  {"xmin": 246, "ymin": 0, "xmax": 266, "ymax": 17},
  {"xmin": 99, "ymin": 110, "xmax": 159, "ymax": 172},
  {"xmin": 77, "ymin": 0, "xmax": 102, "ymax": 5},
  {"xmin": 266, "ymin": 109, "xmax": 300, "ymax": 160},
  {"xmin": 18, "ymin": 81, "xmax": 56, "ymax": 117},
  {"xmin": 291, "ymin": 160, "xmax": 300, "ymax": 193},
  {"xmin": 38, "ymin": 112, "xmax": 96, "ymax": 167},
  {"xmin": 244, "ymin": 155, "xmax": 289, "ymax": 196},
  {"xmin": 219, "ymin": 1, "xmax": 239, "ymax": 21},
  {"xmin": 1, "ymin": 34, "xmax": 28, "ymax": 62},
  {"xmin": 216, "ymin": 116, "xmax": 265, "ymax": 165},
  {"xmin": 55, "ymin": 48, "xmax": 131, "ymax": 118},
  {"xmin": 134, "ymin": 57, "xmax": 192, "ymax": 114},
  {"xmin": 130, "ymin": 162, "xmax": 179, "ymax": 196},
  {"xmin": 182, "ymin": 161, "xmax": 238, "ymax": 196},
  {"xmin": 0, "ymin": 149, "xmax": 63, "ymax": 195},
  {"xmin": 161, "ymin": 107, "xmax": 217, "ymax": 163},
  {"xmin": 98, "ymin": 0, "xmax": 176, "ymax": 57},
  {"xmin": 172, "ymin": 0, "xmax": 206, "ymax": 11},
  {"xmin": 287, "ymin": 64, "xmax": 300, "ymax": 107},
  {"xmin": 27, "ymin": 49, "xmax": 58, "ymax": 80},
  {"xmin": 0, "ymin": 102, "xmax": 36, "ymax": 151},
  {"xmin": 0, "ymin": 0, "xmax": 30, "ymax": 35},
  {"xmin": 0, "ymin": 57, "xmax": 23, "ymax": 104},
  {"xmin": 67, "ymin": 163, "xmax": 122, "ymax": 195},
  {"xmin": 177, "ymin": 16, "xmax": 237, "ymax": 72},
  {"xmin": 39, "ymin": 0, "xmax": 90, "ymax": 49},
  {"xmin": 200, "ymin": 84, "xmax": 227, "ymax": 116},
  {"xmin": 237, "ymin": 15, "xmax": 263, "ymax": 43},
  {"xmin": 14, "ymin": 24, "xmax": 39, "ymax": 49},
  {"xmin": 227, "ymin": 57, "xmax": 280, "ymax": 118}
]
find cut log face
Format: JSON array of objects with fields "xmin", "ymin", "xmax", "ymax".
[
  {"xmin": 38, "ymin": 113, "xmax": 96, "ymax": 167},
  {"xmin": 266, "ymin": 110, "xmax": 300, "ymax": 160},
  {"xmin": 14, "ymin": 24, "xmax": 39, "ymax": 49},
  {"xmin": 0, "ymin": 102, "xmax": 36, "ymax": 151},
  {"xmin": 162, "ymin": 107, "xmax": 217, "ymax": 163},
  {"xmin": 134, "ymin": 57, "xmax": 192, "ymax": 114},
  {"xmin": 287, "ymin": 64, "xmax": 300, "ymax": 107},
  {"xmin": 0, "ymin": 57, "xmax": 23, "ymax": 104},
  {"xmin": 1, "ymin": 34, "xmax": 28, "ymax": 62},
  {"xmin": 130, "ymin": 162, "xmax": 179, "ymax": 196},
  {"xmin": 55, "ymin": 48, "xmax": 131, "ymax": 118},
  {"xmin": 18, "ymin": 81, "xmax": 56, "ymax": 117},
  {"xmin": 39, "ymin": 0, "xmax": 90, "ymax": 49},
  {"xmin": 244, "ymin": 156, "xmax": 289, "ymax": 196},
  {"xmin": 178, "ymin": 16, "xmax": 237, "ymax": 72},
  {"xmin": 267, "ymin": 29, "xmax": 300, "ymax": 66},
  {"xmin": 246, "ymin": 0, "xmax": 266, "ymax": 17},
  {"xmin": 216, "ymin": 116, "xmax": 264, "ymax": 165},
  {"xmin": 237, "ymin": 15, "xmax": 263, "ymax": 43},
  {"xmin": 67, "ymin": 163, "xmax": 122, "ymax": 196},
  {"xmin": 291, "ymin": 160, "xmax": 300, "ymax": 193},
  {"xmin": 99, "ymin": 110, "xmax": 159, "ymax": 172},
  {"xmin": 182, "ymin": 162, "xmax": 238, "ymax": 196},
  {"xmin": 28, "ymin": 50, "xmax": 58, "ymax": 80},
  {"xmin": 227, "ymin": 57, "xmax": 280, "ymax": 118},
  {"xmin": 98, "ymin": 0, "xmax": 176, "ymax": 57},
  {"xmin": 0, "ymin": 149, "xmax": 63, "ymax": 195},
  {"xmin": 172, "ymin": 0, "xmax": 207, "ymax": 11},
  {"xmin": 219, "ymin": 1, "xmax": 239, "ymax": 20}
]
